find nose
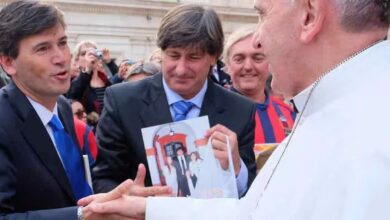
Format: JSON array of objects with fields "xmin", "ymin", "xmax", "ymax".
[
  {"xmin": 175, "ymin": 58, "xmax": 188, "ymax": 76},
  {"xmin": 252, "ymin": 29, "xmax": 262, "ymax": 49},
  {"xmin": 243, "ymin": 58, "xmax": 253, "ymax": 71},
  {"xmin": 52, "ymin": 46, "xmax": 68, "ymax": 66}
]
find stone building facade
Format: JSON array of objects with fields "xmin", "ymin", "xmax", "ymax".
[{"xmin": 0, "ymin": 0, "xmax": 258, "ymax": 62}]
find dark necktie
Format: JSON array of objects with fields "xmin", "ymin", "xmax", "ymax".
[
  {"xmin": 180, "ymin": 157, "xmax": 186, "ymax": 175},
  {"xmin": 172, "ymin": 101, "xmax": 194, "ymax": 121},
  {"xmin": 49, "ymin": 115, "xmax": 92, "ymax": 200}
]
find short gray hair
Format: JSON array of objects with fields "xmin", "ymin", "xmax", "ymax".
[
  {"xmin": 157, "ymin": 4, "xmax": 224, "ymax": 58},
  {"xmin": 223, "ymin": 25, "xmax": 257, "ymax": 64},
  {"xmin": 335, "ymin": 0, "xmax": 390, "ymax": 32}
]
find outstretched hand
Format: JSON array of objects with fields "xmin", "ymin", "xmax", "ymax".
[{"xmin": 78, "ymin": 164, "xmax": 171, "ymax": 207}]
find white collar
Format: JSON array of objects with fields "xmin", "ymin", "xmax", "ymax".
[
  {"xmin": 162, "ymin": 77, "xmax": 208, "ymax": 109},
  {"xmin": 292, "ymin": 40, "xmax": 390, "ymax": 114},
  {"xmin": 27, "ymin": 97, "xmax": 58, "ymax": 126}
]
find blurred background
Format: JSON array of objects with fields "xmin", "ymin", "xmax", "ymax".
[{"xmin": 0, "ymin": 0, "xmax": 258, "ymax": 62}]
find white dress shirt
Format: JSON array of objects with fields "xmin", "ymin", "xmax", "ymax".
[
  {"xmin": 27, "ymin": 98, "xmax": 64, "ymax": 164},
  {"xmin": 162, "ymin": 78, "xmax": 249, "ymax": 196},
  {"xmin": 147, "ymin": 40, "xmax": 390, "ymax": 220}
]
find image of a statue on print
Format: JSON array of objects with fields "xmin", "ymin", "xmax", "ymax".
[{"xmin": 141, "ymin": 116, "xmax": 238, "ymax": 199}]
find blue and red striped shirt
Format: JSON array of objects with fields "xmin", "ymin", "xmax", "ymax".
[
  {"xmin": 231, "ymin": 88, "xmax": 296, "ymax": 156},
  {"xmin": 253, "ymin": 95, "xmax": 296, "ymax": 154}
]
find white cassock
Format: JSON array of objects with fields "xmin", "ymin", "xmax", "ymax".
[{"xmin": 146, "ymin": 40, "xmax": 390, "ymax": 220}]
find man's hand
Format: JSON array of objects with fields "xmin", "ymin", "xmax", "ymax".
[
  {"xmin": 85, "ymin": 195, "xmax": 147, "ymax": 220},
  {"xmin": 81, "ymin": 179, "xmax": 136, "ymax": 220},
  {"xmin": 78, "ymin": 164, "xmax": 171, "ymax": 206},
  {"xmin": 128, "ymin": 164, "xmax": 172, "ymax": 197},
  {"xmin": 102, "ymin": 48, "xmax": 111, "ymax": 64},
  {"xmin": 205, "ymin": 124, "xmax": 241, "ymax": 175}
]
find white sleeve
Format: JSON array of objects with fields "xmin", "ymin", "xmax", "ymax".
[{"xmin": 146, "ymin": 197, "xmax": 240, "ymax": 220}]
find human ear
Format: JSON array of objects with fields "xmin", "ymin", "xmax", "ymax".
[
  {"xmin": 299, "ymin": 0, "xmax": 326, "ymax": 43},
  {"xmin": 0, "ymin": 55, "xmax": 16, "ymax": 76}
]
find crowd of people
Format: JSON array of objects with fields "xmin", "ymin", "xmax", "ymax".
[{"xmin": 0, "ymin": 0, "xmax": 389, "ymax": 219}]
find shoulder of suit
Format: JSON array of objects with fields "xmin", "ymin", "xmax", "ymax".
[
  {"xmin": 108, "ymin": 76, "xmax": 154, "ymax": 94},
  {"xmin": 212, "ymin": 83, "xmax": 256, "ymax": 107}
]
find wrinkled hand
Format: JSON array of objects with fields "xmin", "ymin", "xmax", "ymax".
[
  {"xmin": 78, "ymin": 164, "xmax": 171, "ymax": 207},
  {"xmin": 205, "ymin": 124, "xmax": 241, "ymax": 175}
]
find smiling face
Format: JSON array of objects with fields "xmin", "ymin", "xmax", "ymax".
[
  {"xmin": 2, "ymin": 24, "xmax": 71, "ymax": 110},
  {"xmin": 162, "ymin": 47, "xmax": 216, "ymax": 99},
  {"xmin": 253, "ymin": 0, "xmax": 302, "ymax": 97},
  {"xmin": 226, "ymin": 35, "xmax": 269, "ymax": 97}
]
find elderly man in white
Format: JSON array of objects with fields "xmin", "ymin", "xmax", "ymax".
[{"xmin": 80, "ymin": 0, "xmax": 390, "ymax": 219}]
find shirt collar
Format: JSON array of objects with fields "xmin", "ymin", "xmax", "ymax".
[
  {"xmin": 231, "ymin": 86, "xmax": 270, "ymax": 110},
  {"xmin": 292, "ymin": 83, "xmax": 314, "ymax": 113},
  {"xmin": 27, "ymin": 97, "xmax": 58, "ymax": 126},
  {"xmin": 163, "ymin": 77, "xmax": 208, "ymax": 109}
]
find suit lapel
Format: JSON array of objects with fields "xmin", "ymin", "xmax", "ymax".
[
  {"xmin": 200, "ymin": 80, "xmax": 226, "ymax": 126},
  {"xmin": 139, "ymin": 74, "xmax": 173, "ymax": 127},
  {"xmin": 138, "ymin": 76, "xmax": 227, "ymax": 127},
  {"xmin": 5, "ymin": 83, "xmax": 75, "ymax": 202}
]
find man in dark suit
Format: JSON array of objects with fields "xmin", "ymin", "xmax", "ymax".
[
  {"xmin": 93, "ymin": 4, "xmax": 257, "ymax": 198},
  {"xmin": 0, "ymin": 1, "xmax": 128, "ymax": 219},
  {"xmin": 172, "ymin": 147, "xmax": 191, "ymax": 197},
  {"xmin": 210, "ymin": 59, "xmax": 232, "ymax": 88}
]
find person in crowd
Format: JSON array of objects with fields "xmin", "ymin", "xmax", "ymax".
[
  {"xmin": 67, "ymin": 41, "xmax": 113, "ymax": 114},
  {"xmin": 92, "ymin": 4, "xmax": 257, "ymax": 198},
  {"xmin": 86, "ymin": 111, "xmax": 100, "ymax": 133},
  {"xmin": 210, "ymin": 59, "xmax": 232, "ymax": 88},
  {"xmin": 124, "ymin": 61, "xmax": 160, "ymax": 82},
  {"xmin": 71, "ymin": 100, "xmax": 98, "ymax": 164},
  {"xmin": 71, "ymin": 100, "xmax": 87, "ymax": 122},
  {"xmin": 0, "ymin": 1, "xmax": 170, "ymax": 219},
  {"xmin": 147, "ymin": 48, "xmax": 162, "ymax": 64},
  {"xmin": 81, "ymin": 0, "xmax": 390, "ymax": 219},
  {"xmin": 0, "ymin": 1, "xmax": 93, "ymax": 218},
  {"xmin": 110, "ymin": 59, "xmax": 136, "ymax": 84},
  {"xmin": 223, "ymin": 25, "xmax": 296, "ymax": 170},
  {"xmin": 0, "ymin": 65, "xmax": 10, "ymax": 88},
  {"xmin": 69, "ymin": 55, "xmax": 81, "ymax": 80}
]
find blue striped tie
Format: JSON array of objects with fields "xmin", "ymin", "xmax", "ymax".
[
  {"xmin": 49, "ymin": 115, "xmax": 92, "ymax": 200},
  {"xmin": 172, "ymin": 101, "xmax": 194, "ymax": 121}
]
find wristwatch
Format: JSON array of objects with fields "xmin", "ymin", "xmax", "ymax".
[{"xmin": 77, "ymin": 206, "xmax": 83, "ymax": 220}]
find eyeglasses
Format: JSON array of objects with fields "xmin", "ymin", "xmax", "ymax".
[{"xmin": 73, "ymin": 109, "xmax": 86, "ymax": 120}]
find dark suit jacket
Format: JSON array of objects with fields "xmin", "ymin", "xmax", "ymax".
[
  {"xmin": 93, "ymin": 73, "xmax": 256, "ymax": 194},
  {"xmin": 209, "ymin": 60, "xmax": 231, "ymax": 87},
  {"xmin": 0, "ymin": 83, "xmax": 79, "ymax": 219},
  {"xmin": 172, "ymin": 156, "xmax": 191, "ymax": 196}
]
